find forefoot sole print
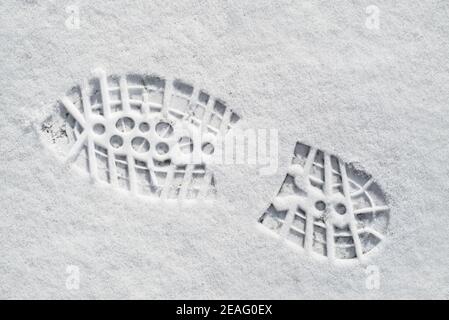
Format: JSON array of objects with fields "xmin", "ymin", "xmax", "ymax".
[
  {"xmin": 259, "ymin": 142, "xmax": 390, "ymax": 262},
  {"xmin": 41, "ymin": 69, "xmax": 240, "ymax": 200}
]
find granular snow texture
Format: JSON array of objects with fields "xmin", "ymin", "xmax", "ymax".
[{"xmin": 0, "ymin": 0, "xmax": 448, "ymax": 299}]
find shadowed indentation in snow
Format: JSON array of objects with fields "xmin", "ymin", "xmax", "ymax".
[
  {"xmin": 41, "ymin": 69, "xmax": 240, "ymax": 201},
  {"xmin": 259, "ymin": 142, "xmax": 390, "ymax": 263}
]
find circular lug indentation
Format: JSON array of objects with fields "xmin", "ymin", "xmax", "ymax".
[
  {"xmin": 93, "ymin": 123, "xmax": 105, "ymax": 135},
  {"xmin": 155, "ymin": 121, "xmax": 174, "ymax": 138},
  {"xmin": 139, "ymin": 122, "xmax": 150, "ymax": 133},
  {"xmin": 335, "ymin": 203, "xmax": 347, "ymax": 215},
  {"xmin": 156, "ymin": 142, "xmax": 169, "ymax": 155},
  {"xmin": 201, "ymin": 142, "xmax": 214, "ymax": 155},
  {"xmin": 116, "ymin": 117, "xmax": 135, "ymax": 133},
  {"xmin": 315, "ymin": 200, "xmax": 326, "ymax": 211},
  {"xmin": 131, "ymin": 136, "xmax": 150, "ymax": 153},
  {"xmin": 110, "ymin": 135, "xmax": 124, "ymax": 148}
]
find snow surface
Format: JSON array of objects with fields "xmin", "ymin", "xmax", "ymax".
[{"xmin": 1, "ymin": 0, "xmax": 449, "ymax": 299}]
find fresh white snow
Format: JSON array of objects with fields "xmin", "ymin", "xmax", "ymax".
[{"xmin": 0, "ymin": 0, "xmax": 448, "ymax": 299}]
